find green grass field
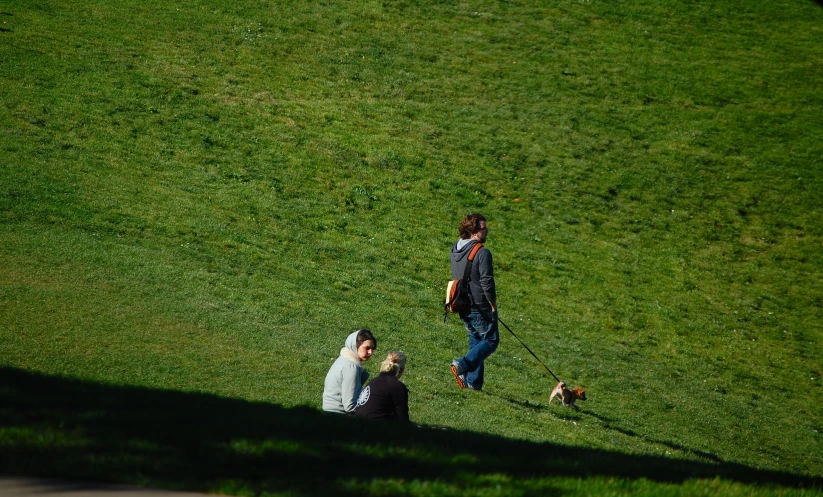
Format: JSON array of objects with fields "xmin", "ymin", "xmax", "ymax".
[{"xmin": 2, "ymin": 0, "xmax": 822, "ymax": 495}]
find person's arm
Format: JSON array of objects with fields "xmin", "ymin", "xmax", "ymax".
[
  {"xmin": 476, "ymin": 249, "xmax": 497, "ymax": 310},
  {"xmin": 393, "ymin": 384, "xmax": 410, "ymax": 422},
  {"xmin": 340, "ymin": 364, "xmax": 362, "ymax": 413}
]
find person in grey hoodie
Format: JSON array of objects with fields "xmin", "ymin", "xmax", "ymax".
[
  {"xmin": 449, "ymin": 213, "xmax": 498, "ymax": 391},
  {"xmin": 322, "ymin": 329, "xmax": 377, "ymax": 414}
]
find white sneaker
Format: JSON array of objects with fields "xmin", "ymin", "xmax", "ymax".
[{"xmin": 450, "ymin": 361, "xmax": 466, "ymax": 389}]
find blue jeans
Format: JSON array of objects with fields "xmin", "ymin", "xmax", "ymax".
[{"xmin": 456, "ymin": 310, "xmax": 499, "ymax": 391}]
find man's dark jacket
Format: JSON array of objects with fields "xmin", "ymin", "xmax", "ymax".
[{"xmin": 450, "ymin": 239, "xmax": 496, "ymax": 312}]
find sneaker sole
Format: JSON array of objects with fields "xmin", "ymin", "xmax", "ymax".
[{"xmin": 450, "ymin": 364, "xmax": 466, "ymax": 389}]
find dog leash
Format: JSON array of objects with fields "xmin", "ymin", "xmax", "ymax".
[{"xmin": 498, "ymin": 316, "xmax": 561, "ymax": 383}]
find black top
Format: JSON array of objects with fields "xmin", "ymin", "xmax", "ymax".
[{"xmin": 353, "ymin": 372, "xmax": 409, "ymax": 422}]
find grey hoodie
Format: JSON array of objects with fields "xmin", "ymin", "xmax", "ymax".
[
  {"xmin": 322, "ymin": 331, "xmax": 368, "ymax": 413},
  {"xmin": 450, "ymin": 239, "xmax": 496, "ymax": 312}
]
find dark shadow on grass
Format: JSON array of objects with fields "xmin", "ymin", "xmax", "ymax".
[
  {"xmin": 1, "ymin": 367, "xmax": 819, "ymax": 497},
  {"xmin": 500, "ymin": 395, "xmax": 548, "ymax": 412}
]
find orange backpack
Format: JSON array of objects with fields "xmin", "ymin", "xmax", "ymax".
[{"xmin": 443, "ymin": 243, "xmax": 483, "ymax": 321}]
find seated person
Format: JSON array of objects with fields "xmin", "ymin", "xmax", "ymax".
[
  {"xmin": 354, "ymin": 351, "xmax": 409, "ymax": 422},
  {"xmin": 322, "ymin": 329, "xmax": 376, "ymax": 414}
]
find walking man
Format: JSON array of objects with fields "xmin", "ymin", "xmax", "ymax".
[{"xmin": 449, "ymin": 213, "xmax": 498, "ymax": 391}]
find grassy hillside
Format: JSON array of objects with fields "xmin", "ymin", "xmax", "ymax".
[{"xmin": 2, "ymin": 0, "xmax": 822, "ymax": 495}]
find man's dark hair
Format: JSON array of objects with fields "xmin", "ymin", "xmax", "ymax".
[
  {"xmin": 458, "ymin": 213, "xmax": 487, "ymax": 240},
  {"xmin": 356, "ymin": 328, "xmax": 377, "ymax": 349}
]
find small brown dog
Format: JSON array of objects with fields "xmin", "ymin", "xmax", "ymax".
[{"xmin": 549, "ymin": 381, "xmax": 587, "ymax": 409}]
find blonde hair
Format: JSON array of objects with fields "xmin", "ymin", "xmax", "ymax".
[{"xmin": 379, "ymin": 351, "xmax": 407, "ymax": 378}]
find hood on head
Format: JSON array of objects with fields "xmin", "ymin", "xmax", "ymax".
[{"xmin": 344, "ymin": 331, "xmax": 360, "ymax": 354}]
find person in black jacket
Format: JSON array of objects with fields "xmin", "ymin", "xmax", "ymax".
[
  {"xmin": 354, "ymin": 351, "xmax": 409, "ymax": 422},
  {"xmin": 449, "ymin": 213, "xmax": 498, "ymax": 391}
]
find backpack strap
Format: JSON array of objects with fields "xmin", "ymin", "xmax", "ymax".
[
  {"xmin": 463, "ymin": 243, "xmax": 483, "ymax": 307},
  {"xmin": 467, "ymin": 242, "xmax": 483, "ymax": 262}
]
